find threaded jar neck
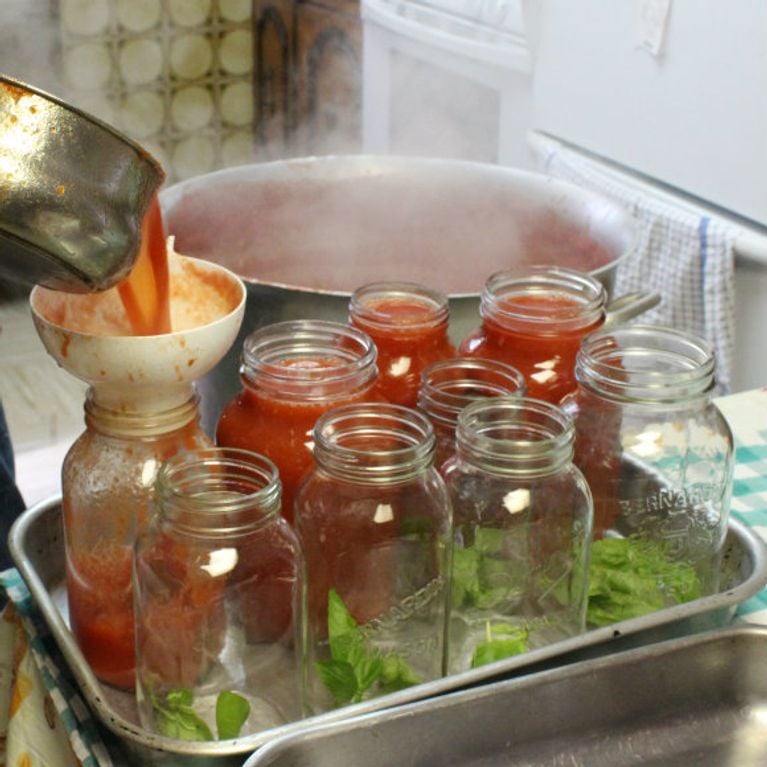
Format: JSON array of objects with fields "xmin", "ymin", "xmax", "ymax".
[
  {"xmin": 418, "ymin": 356, "xmax": 526, "ymax": 432},
  {"xmin": 480, "ymin": 266, "xmax": 606, "ymax": 331},
  {"xmin": 575, "ymin": 325, "xmax": 717, "ymax": 404},
  {"xmin": 313, "ymin": 403, "xmax": 436, "ymax": 483},
  {"xmin": 349, "ymin": 281, "xmax": 450, "ymax": 336},
  {"xmin": 456, "ymin": 397, "xmax": 576, "ymax": 476},
  {"xmin": 154, "ymin": 447, "xmax": 281, "ymax": 537},
  {"xmin": 84, "ymin": 392, "xmax": 201, "ymax": 438},
  {"xmin": 240, "ymin": 320, "xmax": 378, "ymax": 400}
]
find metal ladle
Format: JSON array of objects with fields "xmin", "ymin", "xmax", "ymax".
[{"xmin": 0, "ymin": 75, "xmax": 164, "ymax": 292}]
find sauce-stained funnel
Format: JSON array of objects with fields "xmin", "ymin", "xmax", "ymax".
[{"xmin": 29, "ymin": 248, "xmax": 246, "ymax": 412}]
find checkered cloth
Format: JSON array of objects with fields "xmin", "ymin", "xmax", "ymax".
[
  {"xmin": 531, "ymin": 133, "xmax": 737, "ymax": 394},
  {"xmin": 0, "ymin": 569, "xmax": 113, "ymax": 766},
  {"xmin": 714, "ymin": 388, "xmax": 767, "ymax": 623}
]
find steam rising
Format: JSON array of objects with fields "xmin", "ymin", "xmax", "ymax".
[
  {"xmin": 161, "ymin": 157, "xmax": 616, "ymax": 296},
  {"xmin": 1, "ymin": 0, "xmax": 534, "ymax": 187}
]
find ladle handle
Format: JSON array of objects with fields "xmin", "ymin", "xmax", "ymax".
[{"xmin": 604, "ymin": 292, "xmax": 662, "ymax": 328}]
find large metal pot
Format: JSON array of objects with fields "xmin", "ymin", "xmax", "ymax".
[{"xmin": 159, "ymin": 155, "xmax": 638, "ymax": 432}]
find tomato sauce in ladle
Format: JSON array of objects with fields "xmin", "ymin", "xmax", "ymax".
[{"xmin": 117, "ymin": 194, "xmax": 172, "ymax": 336}]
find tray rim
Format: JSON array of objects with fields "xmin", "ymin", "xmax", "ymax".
[
  {"xmin": 9, "ymin": 494, "xmax": 767, "ymax": 760},
  {"xmin": 243, "ymin": 623, "xmax": 767, "ymax": 766}
]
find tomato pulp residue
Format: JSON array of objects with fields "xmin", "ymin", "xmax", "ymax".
[
  {"xmin": 66, "ymin": 543, "xmax": 135, "ymax": 689},
  {"xmin": 117, "ymin": 194, "xmax": 172, "ymax": 336}
]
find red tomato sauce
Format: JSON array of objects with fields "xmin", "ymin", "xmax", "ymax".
[
  {"xmin": 117, "ymin": 194, "xmax": 171, "ymax": 336},
  {"xmin": 460, "ymin": 293, "xmax": 604, "ymax": 404},
  {"xmin": 350, "ymin": 296, "xmax": 454, "ymax": 408},
  {"xmin": 216, "ymin": 357, "xmax": 378, "ymax": 524},
  {"xmin": 66, "ymin": 544, "xmax": 135, "ymax": 689}
]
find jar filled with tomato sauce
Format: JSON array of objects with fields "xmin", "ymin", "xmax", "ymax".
[
  {"xmin": 459, "ymin": 267, "xmax": 607, "ymax": 404},
  {"xmin": 215, "ymin": 320, "xmax": 379, "ymax": 524},
  {"xmin": 442, "ymin": 397, "xmax": 592, "ymax": 674},
  {"xmin": 417, "ymin": 356, "xmax": 526, "ymax": 472},
  {"xmin": 63, "ymin": 394, "xmax": 212, "ymax": 690},
  {"xmin": 349, "ymin": 281, "xmax": 455, "ymax": 407},
  {"xmin": 294, "ymin": 403, "xmax": 452, "ymax": 714},
  {"xmin": 134, "ymin": 447, "xmax": 304, "ymax": 740}
]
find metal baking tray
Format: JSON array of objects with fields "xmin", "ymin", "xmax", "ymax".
[
  {"xmin": 243, "ymin": 624, "xmax": 767, "ymax": 767},
  {"xmin": 9, "ymin": 496, "xmax": 767, "ymax": 766}
]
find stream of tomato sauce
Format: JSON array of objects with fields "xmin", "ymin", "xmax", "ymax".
[{"xmin": 116, "ymin": 194, "xmax": 172, "ymax": 336}]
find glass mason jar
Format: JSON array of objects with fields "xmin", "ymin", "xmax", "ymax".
[
  {"xmin": 216, "ymin": 320, "xmax": 379, "ymax": 524},
  {"xmin": 294, "ymin": 403, "xmax": 452, "ymax": 714},
  {"xmin": 134, "ymin": 447, "xmax": 304, "ymax": 741},
  {"xmin": 458, "ymin": 266, "xmax": 607, "ymax": 404},
  {"xmin": 349, "ymin": 281, "xmax": 455, "ymax": 408},
  {"xmin": 560, "ymin": 325, "xmax": 734, "ymax": 604},
  {"xmin": 418, "ymin": 356, "xmax": 527, "ymax": 472},
  {"xmin": 63, "ymin": 394, "xmax": 212, "ymax": 689},
  {"xmin": 442, "ymin": 396, "xmax": 592, "ymax": 675}
]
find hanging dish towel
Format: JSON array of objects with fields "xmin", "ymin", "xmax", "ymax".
[{"xmin": 529, "ymin": 132, "xmax": 737, "ymax": 393}]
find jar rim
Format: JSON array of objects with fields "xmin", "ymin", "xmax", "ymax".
[
  {"xmin": 576, "ymin": 324, "xmax": 717, "ymax": 403},
  {"xmin": 312, "ymin": 402, "xmax": 436, "ymax": 482},
  {"xmin": 84, "ymin": 393, "xmax": 200, "ymax": 437},
  {"xmin": 480, "ymin": 266, "xmax": 607, "ymax": 329},
  {"xmin": 349, "ymin": 281, "xmax": 449, "ymax": 333},
  {"xmin": 456, "ymin": 396, "xmax": 575, "ymax": 475},
  {"xmin": 418, "ymin": 356, "xmax": 527, "ymax": 429},
  {"xmin": 241, "ymin": 319, "xmax": 378, "ymax": 394},
  {"xmin": 155, "ymin": 447, "xmax": 282, "ymax": 530}
]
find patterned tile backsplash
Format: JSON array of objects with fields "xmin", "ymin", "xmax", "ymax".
[{"xmin": 58, "ymin": 0, "xmax": 256, "ymax": 183}]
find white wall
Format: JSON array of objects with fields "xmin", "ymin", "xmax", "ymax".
[
  {"xmin": 0, "ymin": 1, "xmax": 63, "ymax": 94},
  {"xmin": 526, "ymin": 0, "xmax": 767, "ymax": 227}
]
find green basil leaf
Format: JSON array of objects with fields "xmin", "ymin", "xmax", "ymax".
[
  {"xmin": 165, "ymin": 688, "xmax": 194, "ymax": 708},
  {"xmin": 315, "ymin": 658, "xmax": 359, "ymax": 706},
  {"xmin": 216, "ymin": 691, "xmax": 251, "ymax": 740},
  {"xmin": 153, "ymin": 690, "xmax": 214, "ymax": 741},
  {"xmin": 587, "ymin": 537, "xmax": 701, "ymax": 628},
  {"xmin": 327, "ymin": 588, "xmax": 365, "ymax": 663},
  {"xmin": 354, "ymin": 650, "xmax": 384, "ymax": 696},
  {"xmin": 378, "ymin": 654, "xmax": 422, "ymax": 694},
  {"xmin": 473, "ymin": 527, "xmax": 506, "ymax": 554},
  {"xmin": 471, "ymin": 636, "xmax": 528, "ymax": 668},
  {"xmin": 451, "ymin": 545, "xmax": 482, "ymax": 606},
  {"xmin": 328, "ymin": 588, "xmax": 358, "ymax": 637}
]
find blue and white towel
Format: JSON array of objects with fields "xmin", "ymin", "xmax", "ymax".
[
  {"xmin": 715, "ymin": 387, "xmax": 767, "ymax": 624},
  {"xmin": 0, "ymin": 569, "xmax": 114, "ymax": 767},
  {"xmin": 530, "ymin": 132, "xmax": 737, "ymax": 394}
]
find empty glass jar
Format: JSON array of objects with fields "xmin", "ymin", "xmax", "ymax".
[
  {"xmin": 134, "ymin": 447, "xmax": 304, "ymax": 740},
  {"xmin": 417, "ymin": 356, "xmax": 526, "ymax": 471},
  {"xmin": 560, "ymin": 325, "xmax": 734, "ymax": 603},
  {"xmin": 294, "ymin": 403, "xmax": 452, "ymax": 714},
  {"xmin": 443, "ymin": 397, "xmax": 592, "ymax": 674}
]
